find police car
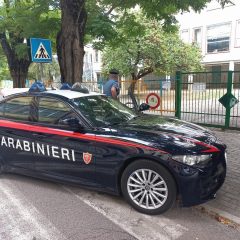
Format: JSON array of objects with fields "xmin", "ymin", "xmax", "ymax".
[{"xmin": 0, "ymin": 84, "xmax": 227, "ymax": 215}]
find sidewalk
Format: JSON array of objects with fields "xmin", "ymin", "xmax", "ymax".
[{"xmin": 198, "ymin": 129, "xmax": 240, "ymax": 227}]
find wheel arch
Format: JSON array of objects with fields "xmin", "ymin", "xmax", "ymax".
[{"xmin": 117, "ymin": 156, "xmax": 179, "ymax": 196}]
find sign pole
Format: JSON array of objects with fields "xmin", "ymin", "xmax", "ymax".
[
  {"xmin": 30, "ymin": 38, "xmax": 52, "ymax": 86},
  {"xmin": 40, "ymin": 63, "xmax": 44, "ymax": 82},
  {"xmin": 225, "ymin": 71, "xmax": 233, "ymax": 128}
]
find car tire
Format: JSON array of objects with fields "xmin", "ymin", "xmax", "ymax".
[{"xmin": 121, "ymin": 160, "xmax": 176, "ymax": 215}]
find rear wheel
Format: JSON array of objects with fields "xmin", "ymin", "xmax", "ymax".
[{"xmin": 121, "ymin": 160, "xmax": 176, "ymax": 215}]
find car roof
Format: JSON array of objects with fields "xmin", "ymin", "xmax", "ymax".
[
  {"xmin": 43, "ymin": 90, "xmax": 103, "ymax": 99},
  {"xmin": 0, "ymin": 88, "xmax": 29, "ymax": 98},
  {"xmin": 0, "ymin": 88, "xmax": 103, "ymax": 100}
]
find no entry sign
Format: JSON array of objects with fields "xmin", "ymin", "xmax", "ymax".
[{"xmin": 146, "ymin": 93, "xmax": 161, "ymax": 109}]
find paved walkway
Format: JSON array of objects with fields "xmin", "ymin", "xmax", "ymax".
[{"xmin": 199, "ymin": 129, "xmax": 240, "ymax": 227}]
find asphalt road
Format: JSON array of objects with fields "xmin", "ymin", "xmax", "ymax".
[{"xmin": 0, "ymin": 173, "xmax": 239, "ymax": 240}]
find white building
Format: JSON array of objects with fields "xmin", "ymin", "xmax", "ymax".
[
  {"xmin": 177, "ymin": 0, "xmax": 240, "ymax": 72},
  {"xmin": 82, "ymin": 1, "xmax": 240, "ymax": 82},
  {"xmin": 83, "ymin": 44, "xmax": 102, "ymax": 82}
]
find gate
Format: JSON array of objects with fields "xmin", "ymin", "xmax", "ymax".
[
  {"xmin": 82, "ymin": 71, "xmax": 240, "ymax": 130},
  {"xmin": 118, "ymin": 79, "xmax": 176, "ymax": 116},
  {"xmin": 175, "ymin": 71, "xmax": 240, "ymax": 130},
  {"xmin": 82, "ymin": 79, "xmax": 176, "ymax": 116}
]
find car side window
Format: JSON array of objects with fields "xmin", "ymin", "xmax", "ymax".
[
  {"xmin": 38, "ymin": 97, "xmax": 75, "ymax": 124},
  {"xmin": 3, "ymin": 97, "xmax": 33, "ymax": 121}
]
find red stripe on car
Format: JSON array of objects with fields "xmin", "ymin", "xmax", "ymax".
[
  {"xmin": 0, "ymin": 120, "xmax": 167, "ymax": 154},
  {"xmin": 173, "ymin": 134, "xmax": 220, "ymax": 153}
]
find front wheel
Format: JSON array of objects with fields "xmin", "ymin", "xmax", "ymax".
[{"xmin": 121, "ymin": 160, "xmax": 176, "ymax": 215}]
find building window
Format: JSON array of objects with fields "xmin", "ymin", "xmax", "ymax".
[
  {"xmin": 193, "ymin": 28, "xmax": 202, "ymax": 48},
  {"xmin": 95, "ymin": 50, "xmax": 99, "ymax": 62},
  {"xmin": 207, "ymin": 23, "xmax": 231, "ymax": 53},
  {"xmin": 235, "ymin": 20, "xmax": 240, "ymax": 47},
  {"xmin": 181, "ymin": 29, "xmax": 189, "ymax": 43}
]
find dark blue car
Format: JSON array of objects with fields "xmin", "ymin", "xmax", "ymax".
[{"xmin": 0, "ymin": 89, "xmax": 227, "ymax": 215}]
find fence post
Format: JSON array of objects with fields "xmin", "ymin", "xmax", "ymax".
[
  {"xmin": 225, "ymin": 70, "xmax": 233, "ymax": 128},
  {"xmin": 175, "ymin": 71, "xmax": 182, "ymax": 119}
]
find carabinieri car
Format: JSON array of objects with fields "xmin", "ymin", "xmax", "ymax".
[{"xmin": 0, "ymin": 87, "xmax": 227, "ymax": 215}]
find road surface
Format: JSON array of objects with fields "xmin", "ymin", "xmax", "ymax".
[{"xmin": 0, "ymin": 173, "xmax": 239, "ymax": 240}]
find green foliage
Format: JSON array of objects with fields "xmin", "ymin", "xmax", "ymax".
[
  {"xmin": 0, "ymin": 47, "xmax": 11, "ymax": 80},
  {"xmin": 0, "ymin": 0, "xmax": 60, "ymax": 59},
  {"xmin": 85, "ymin": 0, "xmax": 118, "ymax": 48},
  {"xmin": 84, "ymin": 0, "xmax": 230, "ymax": 48},
  {"xmin": 0, "ymin": 0, "xmax": 230, "ymax": 84},
  {"xmin": 28, "ymin": 60, "xmax": 60, "ymax": 81},
  {"xmin": 102, "ymin": 12, "xmax": 202, "ymax": 79}
]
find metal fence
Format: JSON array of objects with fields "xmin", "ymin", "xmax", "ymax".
[
  {"xmin": 176, "ymin": 71, "xmax": 240, "ymax": 130},
  {"xmin": 82, "ymin": 79, "xmax": 176, "ymax": 116},
  {"xmin": 231, "ymin": 71, "xmax": 240, "ymax": 129},
  {"xmin": 82, "ymin": 70, "xmax": 240, "ymax": 130}
]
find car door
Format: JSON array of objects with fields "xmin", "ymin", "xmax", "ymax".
[
  {"xmin": 0, "ymin": 96, "xmax": 35, "ymax": 171},
  {"xmin": 32, "ymin": 96, "xmax": 96, "ymax": 186}
]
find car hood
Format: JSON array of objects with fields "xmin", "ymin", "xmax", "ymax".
[
  {"xmin": 105, "ymin": 115, "xmax": 223, "ymax": 154},
  {"xmin": 116, "ymin": 114, "xmax": 216, "ymax": 142}
]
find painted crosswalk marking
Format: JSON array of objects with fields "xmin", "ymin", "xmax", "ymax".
[
  {"xmin": 0, "ymin": 179, "xmax": 66, "ymax": 240},
  {"xmin": 64, "ymin": 186, "xmax": 188, "ymax": 240}
]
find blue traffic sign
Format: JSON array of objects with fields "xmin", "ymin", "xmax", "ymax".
[{"xmin": 30, "ymin": 38, "xmax": 52, "ymax": 63}]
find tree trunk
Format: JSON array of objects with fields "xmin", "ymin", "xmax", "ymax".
[
  {"xmin": 10, "ymin": 60, "xmax": 31, "ymax": 88},
  {"xmin": 128, "ymin": 74, "xmax": 139, "ymax": 111},
  {"xmin": 57, "ymin": 0, "xmax": 87, "ymax": 84},
  {"xmin": 0, "ymin": 33, "xmax": 31, "ymax": 88},
  {"xmin": 127, "ymin": 68, "xmax": 154, "ymax": 111}
]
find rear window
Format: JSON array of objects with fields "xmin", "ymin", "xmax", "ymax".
[
  {"xmin": 3, "ymin": 97, "xmax": 32, "ymax": 121},
  {"xmin": 38, "ymin": 97, "xmax": 71, "ymax": 124}
]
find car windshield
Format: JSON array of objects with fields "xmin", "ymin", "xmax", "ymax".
[{"xmin": 72, "ymin": 95, "xmax": 137, "ymax": 127}]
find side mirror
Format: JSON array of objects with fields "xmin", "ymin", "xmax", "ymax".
[
  {"xmin": 59, "ymin": 117, "xmax": 82, "ymax": 130},
  {"xmin": 139, "ymin": 103, "xmax": 150, "ymax": 112}
]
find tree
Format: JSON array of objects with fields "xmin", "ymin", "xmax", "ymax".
[
  {"xmin": 28, "ymin": 60, "xmax": 61, "ymax": 83},
  {"xmin": 57, "ymin": 0, "xmax": 230, "ymax": 85},
  {"xmin": 0, "ymin": 47, "xmax": 11, "ymax": 80},
  {"xmin": 0, "ymin": 0, "xmax": 231, "ymax": 87},
  {"xmin": 0, "ymin": 0, "xmax": 60, "ymax": 87},
  {"xmin": 56, "ymin": 0, "xmax": 118, "ymax": 84},
  {"xmin": 102, "ymin": 13, "xmax": 202, "ymax": 108},
  {"xmin": 103, "ymin": 14, "xmax": 202, "ymax": 78},
  {"xmin": 56, "ymin": 0, "xmax": 87, "ymax": 84}
]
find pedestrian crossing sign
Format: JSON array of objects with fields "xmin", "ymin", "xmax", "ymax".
[{"xmin": 30, "ymin": 38, "xmax": 52, "ymax": 63}]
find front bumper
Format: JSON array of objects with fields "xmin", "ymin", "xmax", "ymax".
[{"xmin": 169, "ymin": 149, "xmax": 226, "ymax": 207}]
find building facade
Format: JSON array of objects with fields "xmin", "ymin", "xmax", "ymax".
[
  {"xmin": 83, "ymin": 44, "xmax": 103, "ymax": 82},
  {"xmin": 82, "ymin": 2, "xmax": 240, "ymax": 85},
  {"xmin": 177, "ymin": 0, "xmax": 240, "ymax": 72}
]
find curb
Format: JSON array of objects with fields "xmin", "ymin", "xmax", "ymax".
[{"xmin": 195, "ymin": 204, "xmax": 240, "ymax": 229}]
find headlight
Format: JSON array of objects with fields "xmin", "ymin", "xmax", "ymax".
[{"xmin": 172, "ymin": 154, "xmax": 212, "ymax": 166}]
